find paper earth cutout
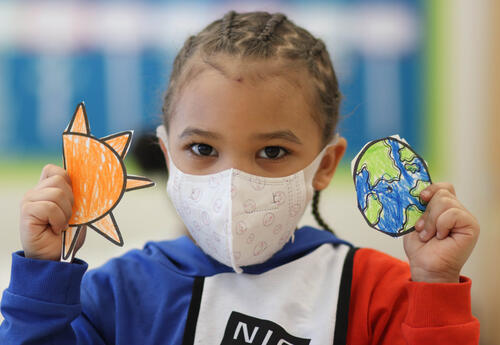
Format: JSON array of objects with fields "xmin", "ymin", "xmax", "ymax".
[
  {"xmin": 61, "ymin": 102, "xmax": 155, "ymax": 261},
  {"xmin": 351, "ymin": 136, "xmax": 432, "ymax": 237}
]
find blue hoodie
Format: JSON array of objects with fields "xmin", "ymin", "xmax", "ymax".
[{"xmin": 0, "ymin": 226, "xmax": 351, "ymax": 344}]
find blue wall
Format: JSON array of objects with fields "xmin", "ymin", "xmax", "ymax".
[{"xmin": 0, "ymin": 0, "xmax": 424, "ymax": 160}]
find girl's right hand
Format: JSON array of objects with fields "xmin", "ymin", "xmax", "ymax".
[{"xmin": 19, "ymin": 164, "xmax": 84, "ymax": 261}]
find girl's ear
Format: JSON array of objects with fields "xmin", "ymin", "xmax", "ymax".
[{"xmin": 312, "ymin": 137, "xmax": 347, "ymax": 191}]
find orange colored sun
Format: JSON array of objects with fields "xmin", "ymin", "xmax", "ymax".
[{"xmin": 61, "ymin": 102, "xmax": 154, "ymax": 261}]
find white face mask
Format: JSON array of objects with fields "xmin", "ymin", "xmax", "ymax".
[{"xmin": 157, "ymin": 125, "xmax": 335, "ymax": 273}]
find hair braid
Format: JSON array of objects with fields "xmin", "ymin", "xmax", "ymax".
[
  {"xmin": 221, "ymin": 11, "xmax": 237, "ymax": 41},
  {"xmin": 311, "ymin": 190, "xmax": 335, "ymax": 234},
  {"xmin": 308, "ymin": 39, "xmax": 325, "ymax": 61},
  {"xmin": 258, "ymin": 13, "xmax": 286, "ymax": 42},
  {"xmin": 183, "ymin": 35, "xmax": 197, "ymax": 60}
]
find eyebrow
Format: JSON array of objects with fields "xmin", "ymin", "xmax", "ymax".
[
  {"xmin": 179, "ymin": 127, "xmax": 302, "ymax": 145},
  {"xmin": 252, "ymin": 130, "xmax": 302, "ymax": 145},
  {"xmin": 179, "ymin": 127, "xmax": 221, "ymax": 140}
]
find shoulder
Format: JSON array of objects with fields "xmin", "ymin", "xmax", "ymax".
[
  {"xmin": 81, "ymin": 237, "xmax": 197, "ymax": 293},
  {"xmin": 352, "ymin": 248, "xmax": 410, "ymax": 288},
  {"xmin": 353, "ymin": 248, "xmax": 409, "ymax": 273}
]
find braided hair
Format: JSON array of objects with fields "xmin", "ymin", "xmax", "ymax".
[{"xmin": 162, "ymin": 11, "xmax": 341, "ymax": 234}]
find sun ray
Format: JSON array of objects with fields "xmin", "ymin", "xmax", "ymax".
[
  {"xmin": 88, "ymin": 213, "xmax": 123, "ymax": 246},
  {"xmin": 126, "ymin": 175, "xmax": 155, "ymax": 192},
  {"xmin": 65, "ymin": 102, "xmax": 90, "ymax": 135},
  {"xmin": 61, "ymin": 226, "xmax": 83, "ymax": 261},
  {"xmin": 102, "ymin": 131, "xmax": 132, "ymax": 158},
  {"xmin": 60, "ymin": 102, "xmax": 155, "ymax": 261}
]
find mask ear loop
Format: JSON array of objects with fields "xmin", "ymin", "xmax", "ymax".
[{"xmin": 326, "ymin": 133, "xmax": 340, "ymax": 148}]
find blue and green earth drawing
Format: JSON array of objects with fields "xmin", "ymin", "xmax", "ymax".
[{"xmin": 352, "ymin": 137, "xmax": 432, "ymax": 237}]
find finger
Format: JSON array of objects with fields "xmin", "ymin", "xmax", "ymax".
[
  {"xmin": 434, "ymin": 208, "xmax": 465, "ymax": 240},
  {"xmin": 33, "ymin": 175, "xmax": 74, "ymax": 204},
  {"xmin": 40, "ymin": 164, "xmax": 71, "ymax": 186},
  {"xmin": 414, "ymin": 213, "xmax": 426, "ymax": 232},
  {"xmin": 420, "ymin": 182, "xmax": 456, "ymax": 203},
  {"xmin": 435, "ymin": 207, "xmax": 478, "ymax": 241},
  {"xmin": 420, "ymin": 189, "xmax": 462, "ymax": 241},
  {"xmin": 24, "ymin": 187, "xmax": 73, "ymax": 221},
  {"xmin": 24, "ymin": 200, "xmax": 68, "ymax": 235}
]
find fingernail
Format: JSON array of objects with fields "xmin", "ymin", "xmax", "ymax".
[{"xmin": 419, "ymin": 230, "xmax": 427, "ymax": 240}]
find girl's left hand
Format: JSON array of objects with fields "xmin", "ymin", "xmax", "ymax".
[{"xmin": 403, "ymin": 182, "xmax": 480, "ymax": 283}]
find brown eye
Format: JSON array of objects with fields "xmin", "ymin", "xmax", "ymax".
[
  {"xmin": 190, "ymin": 143, "xmax": 217, "ymax": 156},
  {"xmin": 257, "ymin": 146, "xmax": 288, "ymax": 159}
]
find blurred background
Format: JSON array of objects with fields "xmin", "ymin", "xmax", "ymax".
[{"xmin": 0, "ymin": 0, "xmax": 498, "ymax": 343}]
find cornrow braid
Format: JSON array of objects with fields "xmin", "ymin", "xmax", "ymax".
[
  {"xmin": 222, "ymin": 11, "xmax": 237, "ymax": 37},
  {"xmin": 162, "ymin": 11, "xmax": 342, "ymax": 233},
  {"xmin": 219, "ymin": 10, "xmax": 237, "ymax": 49},
  {"xmin": 239, "ymin": 13, "xmax": 288, "ymax": 58},
  {"xmin": 308, "ymin": 39, "xmax": 325, "ymax": 61},
  {"xmin": 258, "ymin": 13, "xmax": 286, "ymax": 42},
  {"xmin": 311, "ymin": 190, "xmax": 335, "ymax": 235}
]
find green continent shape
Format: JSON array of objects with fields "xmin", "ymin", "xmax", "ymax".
[
  {"xmin": 356, "ymin": 140, "xmax": 401, "ymax": 187},
  {"xmin": 404, "ymin": 163, "xmax": 419, "ymax": 174},
  {"xmin": 401, "ymin": 204, "xmax": 424, "ymax": 232},
  {"xmin": 365, "ymin": 193, "xmax": 383, "ymax": 225},
  {"xmin": 399, "ymin": 146, "xmax": 416, "ymax": 163},
  {"xmin": 410, "ymin": 180, "xmax": 431, "ymax": 204}
]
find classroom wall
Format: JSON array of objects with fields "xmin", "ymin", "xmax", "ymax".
[{"xmin": 0, "ymin": 0, "xmax": 498, "ymax": 343}]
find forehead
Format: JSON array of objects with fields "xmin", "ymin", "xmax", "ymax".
[{"xmin": 169, "ymin": 57, "xmax": 322, "ymax": 143}]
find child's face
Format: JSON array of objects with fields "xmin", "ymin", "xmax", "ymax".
[{"xmin": 162, "ymin": 60, "xmax": 346, "ymax": 191}]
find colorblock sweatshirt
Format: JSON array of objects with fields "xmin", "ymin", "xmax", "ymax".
[{"xmin": 0, "ymin": 226, "xmax": 479, "ymax": 344}]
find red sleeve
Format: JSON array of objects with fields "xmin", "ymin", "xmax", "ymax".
[{"xmin": 346, "ymin": 248, "xmax": 480, "ymax": 345}]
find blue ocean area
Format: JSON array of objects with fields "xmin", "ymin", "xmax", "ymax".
[{"xmin": 355, "ymin": 139, "xmax": 431, "ymax": 235}]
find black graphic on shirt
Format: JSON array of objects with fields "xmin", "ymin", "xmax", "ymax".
[{"xmin": 220, "ymin": 311, "xmax": 311, "ymax": 345}]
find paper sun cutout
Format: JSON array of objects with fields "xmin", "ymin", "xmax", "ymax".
[
  {"xmin": 351, "ymin": 135, "xmax": 432, "ymax": 237},
  {"xmin": 61, "ymin": 102, "xmax": 155, "ymax": 261}
]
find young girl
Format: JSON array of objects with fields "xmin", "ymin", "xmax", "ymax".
[{"xmin": 1, "ymin": 11, "xmax": 480, "ymax": 345}]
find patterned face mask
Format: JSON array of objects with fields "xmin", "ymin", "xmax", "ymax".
[{"xmin": 157, "ymin": 125, "xmax": 334, "ymax": 273}]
